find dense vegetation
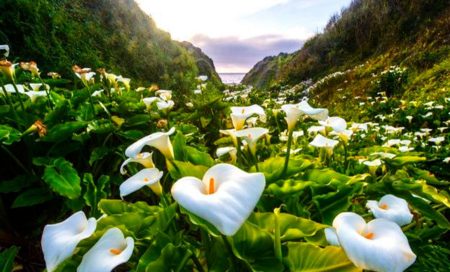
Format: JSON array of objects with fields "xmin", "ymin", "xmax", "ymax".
[
  {"xmin": 243, "ymin": 0, "xmax": 450, "ymax": 108},
  {"xmin": 0, "ymin": 0, "xmax": 221, "ymax": 89}
]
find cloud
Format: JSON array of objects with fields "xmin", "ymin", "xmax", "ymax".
[{"xmin": 191, "ymin": 34, "xmax": 303, "ymax": 73}]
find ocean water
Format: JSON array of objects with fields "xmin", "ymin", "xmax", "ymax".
[{"xmin": 219, "ymin": 73, "xmax": 246, "ymax": 84}]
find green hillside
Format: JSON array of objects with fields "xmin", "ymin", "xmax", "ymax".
[
  {"xmin": 0, "ymin": 0, "xmax": 220, "ymax": 89},
  {"xmin": 243, "ymin": 0, "xmax": 450, "ymax": 116}
]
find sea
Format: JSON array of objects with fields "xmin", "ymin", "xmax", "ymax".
[{"xmin": 219, "ymin": 73, "xmax": 246, "ymax": 85}]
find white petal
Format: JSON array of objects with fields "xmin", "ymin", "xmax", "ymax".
[
  {"xmin": 77, "ymin": 228, "xmax": 134, "ymax": 272},
  {"xmin": 309, "ymin": 134, "xmax": 339, "ymax": 149},
  {"xmin": 143, "ymin": 96, "xmax": 162, "ymax": 107},
  {"xmin": 325, "ymin": 227, "xmax": 340, "ymax": 246},
  {"xmin": 120, "ymin": 152, "xmax": 154, "ymax": 175},
  {"xmin": 171, "ymin": 163, "xmax": 265, "ymax": 236},
  {"xmin": 216, "ymin": 147, "xmax": 237, "ymax": 157},
  {"xmin": 119, "ymin": 168, "xmax": 163, "ymax": 198},
  {"xmin": 366, "ymin": 195, "xmax": 413, "ymax": 226},
  {"xmin": 282, "ymin": 104, "xmax": 303, "ymax": 131},
  {"xmin": 42, "ymin": 211, "xmax": 97, "ymax": 272},
  {"xmin": 298, "ymin": 100, "xmax": 328, "ymax": 120},
  {"xmin": 333, "ymin": 212, "xmax": 416, "ymax": 272},
  {"xmin": 319, "ymin": 117, "xmax": 347, "ymax": 132},
  {"xmin": 125, "ymin": 128, "xmax": 175, "ymax": 159}
]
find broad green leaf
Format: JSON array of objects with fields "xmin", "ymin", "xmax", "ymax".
[
  {"xmin": 42, "ymin": 121, "xmax": 87, "ymax": 142},
  {"xmin": 229, "ymin": 219, "xmax": 284, "ymax": 272},
  {"xmin": 116, "ymin": 129, "xmax": 145, "ymax": 140},
  {"xmin": 87, "ymin": 119, "xmax": 115, "ymax": 134},
  {"xmin": 89, "ymin": 146, "xmax": 110, "ymax": 166},
  {"xmin": 179, "ymin": 207, "xmax": 222, "ymax": 237},
  {"xmin": 303, "ymin": 168, "xmax": 349, "ymax": 184},
  {"xmin": 0, "ymin": 246, "xmax": 19, "ymax": 272},
  {"xmin": 284, "ymin": 242, "xmax": 361, "ymax": 272},
  {"xmin": 185, "ymin": 146, "xmax": 214, "ymax": 166},
  {"xmin": 11, "ymin": 187, "xmax": 53, "ymax": 208},
  {"xmin": 0, "ymin": 125, "xmax": 21, "ymax": 145},
  {"xmin": 267, "ymin": 179, "xmax": 314, "ymax": 196},
  {"xmin": 124, "ymin": 114, "xmax": 151, "ymax": 127},
  {"xmin": 98, "ymin": 199, "xmax": 161, "ymax": 215},
  {"xmin": 172, "ymin": 132, "xmax": 187, "ymax": 161},
  {"xmin": 254, "ymin": 156, "xmax": 313, "ymax": 183},
  {"xmin": 167, "ymin": 160, "xmax": 208, "ymax": 180},
  {"xmin": 390, "ymin": 156, "xmax": 426, "ymax": 166},
  {"xmin": 44, "ymin": 100, "xmax": 69, "ymax": 126},
  {"xmin": 82, "ymin": 174, "xmax": 108, "ymax": 216},
  {"xmin": 43, "ymin": 158, "xmax": 81, "ymax": 199},
  {"xmin": 248, "ymin": 212, "xmax": 326, "ymax": 242}
]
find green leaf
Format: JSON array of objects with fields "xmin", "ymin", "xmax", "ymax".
[
  {"xmin": 98, "ymin": 199, "xmax": 161, "ymax": 215},
  {"xmin": 229, "ymin": 219, "xmax": 284, "ymax": 272},
  {"xmin": 254, "ymin": 156, "xmax": 313, "ymax": 183},
  {"xmin": 390, "ymin": 156, "xmax": 426, "ymax": 166},
  {"xmin": 82, "ymin": 174, "xmax": 108, "ymax": 216},
  {"xmin": 0, "ymin": 175, "xmax": 36, "ymax": 193},
  {"xmin": 89, "ymin": 147, "xmax": 110, "ymax": 166},
  {"xmin": 179, "ymin": 207, "xmax": 222, "ymax": 237},
  {"xmin": 42, "ymin": 121, "xmax": 87, "ymax": 142},
  {"xmin": 303, "ymin": 168, "xmax": 349, "ymax": 184},
  {"xmin": 284, "ymin": 243, "xmax": 361, "ymax": 272},
  {"xmin": 44, "ymin": 100, "xmax": 69, "ymax": 126},
  {"xmin": 42, "ymin": 158, "xmax": 81, "ymax": 199},
  {"xmin": 0, "ymin": 125, "xmax": 21, "ymax": 145},
  {"xmin": 12, "ymin": 187, "xmax": 53, "ymax": 208},
  {"xmin": 172, "ymin": 131, "xmax": 187, "ymax": 161},
  {"xmin": 167, "ymin": 160, "xmax": 208, "ymax": 180},
  {"xmin": 248, "ymin": 212, "xmax": 326, "ymax": 242},
  {"xmin": 185, "ymin": 146, "xmax": 214, "ymax": 166},
  {"xmin": 0, "ymin": 246, "xmax": 19, "ymax": 272},
  {"xmin": 267, "ymin": 179, "xmax": 314, "ymax": 196}
]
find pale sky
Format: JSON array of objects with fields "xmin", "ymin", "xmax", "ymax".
[{"xmin": 136, "ymin": 0, "xmax": 352, "ymax": 73}]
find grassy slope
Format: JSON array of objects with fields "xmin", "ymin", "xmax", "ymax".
[
  {"xmin": 243, "ymin": 0, "xmax": 450, "ymax": 118},
  {"xmin": 0, "ymin": 0, "xmax": 220, "ymax": 88}
]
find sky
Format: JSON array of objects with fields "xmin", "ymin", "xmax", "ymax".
[{"xmin": 136, "ymin": 0, "xmax": 353, "ymax": 73}]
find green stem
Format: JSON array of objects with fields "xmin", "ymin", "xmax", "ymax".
[
  {"xmin": 85, "ymin": 84, "xmax": 96, "ymax": 117},
  {"xmin": 282, "ymin": 129, "xmax": 293, "ymax": 177},
  {"xmin": 222, "ymin": 235, "xmax": 239, "ymax": 270},
  {"xmin": 274, "ymin": 208, "xmax": 282, "ymax": 262},
  {"xmin": 0, "ymin": 82, "xmax": 16, "ymax": 116},
  {"xmin": 37, "ymin": 75, "xmax": 54, "ymax": 110},
  {"xmin": 11, "ymin": 80, "xmax": 25, "ymax": 112},
  {"xmin": 175, "ymin": 250, "xmax": 192, "ymax": 272},
  {"xmin": 190, "ymin": 250, "xmax": 205, "ymax": 272}
]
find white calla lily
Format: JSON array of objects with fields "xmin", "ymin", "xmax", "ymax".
[
  {"xmin": 234, "ymin": 127, "xmax": 269, "ymax": 155},
  {"xmin": 77, "ymin": 227, "xmax": 134, "ymax": 272},
  {"xmin": 24, "ymin": 90, "xmax": 47, "ymax": 102},
  {"xmin": 324, "ymin": 227, "xmax": 340, "ymax": 246},
  {"xmin": 41, "ymin": 211, "xmax": 97, "ymax": 272},
  {"xmin": 120, "ymin": 168, "xmax": 163, "ymax": 197},
  {"xmin": 0, "ymin": 44, "xmax": 9, "ymax": 57},
  {"xmin": 155, "ymin": 89, "xmax": 172, "ymax": 101},
  {"xmin": 171, "ymin": 163, "xmax": 265, "ymax": 236},
  {"xmin": 3, "ymin": 84, "xmax": 25, "ymax": 94},
  {"xmin": 319, "ymin": 116, "xmax": 347, "ymax": 132},
  {"xmin": 220, "ymin": 129, "xmax": 238, "ymax": 147},
  {"xmin": 143, "ymin": 97, "xmax": 162, "ymax": 109},
  {"xmin": 156, "ymin": 99, "xmax": 174, "ymax": 111},
  {"xmin": 309, "ymin": 134, "xmax": 339, "ymax": 149},
  {"xmin": 125, "ymin": 127, "xmax": 176, "ymax": 160},
  {"xmin": 333, "ymin": 212, "xmax": 416, "ymax": 272},
  {"xmin": 366, "ymin": 194, "xmax": 413, "ymax": 226},
  {"xmin": 230, "ymin": 104, "xmax": 266, "ymax": 130},
  {"xmin": 216, "ymin": 147, "xmax": 237, "ymax": 163},
  {"xmin": 116, "ymin": 76, "xmax": 131, "ymax": 91},
  {"xmin": 120, "ymin": 152, "xmax": 154, "ymax": 175},
  {"xmin": 298, "ymin": 100, "xmax": 328, "ymax": 121},
  {"xmin": 281, "ymin": 104, "xmax": 303, "ymax": 131}
]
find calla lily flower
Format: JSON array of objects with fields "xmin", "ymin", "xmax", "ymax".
[
  {"xmin": 125, "ymin": 127, "xmax": 176, "ymax": 160},
  {"xmin": 324, "ymin": 227, "xmax": 340, "ymax": 246},
  {"xmin": 333, "ymin": 212, "xmax": 416, "ymax": 272},
  {"xmin": 230, "ymin": 104, "xmax": 266, "ymax": 130},
  {"xmin": 330, "ymin": 129, "xmax": 353, "ymax": 144},
  {"xmin": 319, "ymin": 116, "xmax": 347, "ymax": 132},
  {"xmin": 220, "ymin": 129, "xmax": 238, "ymax": 147},
  {"xmin": 143, "ymin": 97, "xmax": 162, "ymax": 108},
  {"xmin": 73, "ymin": 66, "xmax": 96, "ymax": 86},
  {"xmin": 309, "ymin": 134, "xmax": 339, "ymax": 150},
  {"xmin": 366, "ymin": 195, "xmax": 413, "ymax": 226},
  {"xmin": 20, "ymin": 61, "xmax": 40, "ymax": 77},
  {"xmin": 42, "ymin": 211, "xmax": 97, "ymax": 272},
  {"xmin": 2, "ymin": 84, "xmax": 25, "ymax": 94},
  {"xmin": 298, "ymin": 100, "xmax": 328, "ymax": 121},
  {"xmin": 77, "ymin": 227, "xmax": 134, "ymax": 272},
  {"xmin": 281, "ymin": 104, "xmax": 303, "ymax": 131},
  {"xmin": 24, "ymin": 90, "xmax": 47, "ymax": 102},
  {"xmin": 0, "ymin": 44, "xmax": 9, "ymax": 57},
  {"xmin": 0, "ymin": 59, "xmax": 16, "ymax": 79},
  {"xmin": 156, "ymin": 99, "xmax": 175, "ymax": 111},
  {"xmin": 155, "ymin": 89, "xmax": 172, "ymax": 101},
  {"xmin": 234, "ymin": 127, "xmax": 269, "ymax": 155},
  {"xmin": 171, "ymin": 163, "xmax": 265, "ymax": 236},
  {"xmin": 307, "ymin": 125, "xmax": 326, "ymax": 135},
  {"xmin": 120, "ymin": 168, "xmax": 164, "ymax": 197},
  {"xmin": 120, "ymin": 152, "xmax": 154, "ymax": 174},
  {"xmin": 216, "ymin": 147, "xmax": 237, "ymax": 163},
  {"xmin": 116, "ymin": 76, "xmax": 131, "ymax": 91},
  {"xmin": 363, "ymin": 159, "xmax": 383, "ymax": 175},
  {"xmin": 198, "ymin": 75, "xmax": 208, "ymax": 81}
]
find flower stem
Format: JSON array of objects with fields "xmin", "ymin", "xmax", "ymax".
[
  {"xmin": 37, "ymin": 74, "xmax": 54, "ymax": 110},
  {"xmin": 221, "ymin": 235, "xmax": 240, "ymax": 270},
  {"xmin": 11, "ymin": 80, "xmax": 25, "ymax": 112},
  {"xmin": 274, "ymin": 208, "xmax": 282, "ymax": 262},
  {"xmin": 282, "ymin": 129, "xmax": 293, "ymax": 177}
]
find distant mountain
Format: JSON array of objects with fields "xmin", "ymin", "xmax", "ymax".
[
  {"xmin": 0, "ymin": 0, "xmax": 219, "ymax": 88},
  {"xmin": 241, "ymin": 53, "xmax": 292, "ymax": 89},
  {"xmin": 180, "ymin": 41, "xmax": 222, "ymax": 85},
  {"xmin": 243, "ymin": 0, "xmax": 450, "ymax": 106}
]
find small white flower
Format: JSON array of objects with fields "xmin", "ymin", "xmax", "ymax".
[
  {"xmin": 366, "ymin": 194, "xmax": 413, "ymax": 226},
  {"xmin": 42, "ymin": 211, "xmax": 97, "ymax": 272},
  {"xmin": 77, "ymin": 228, "xmax": 134, "ymax": 272},
  {"xmin": 119, "ymin": 168, "xmax": 164, "ymax": 197},
  {"xmin": 125, "ymin": 127, "xmax": 176, "ymax": 160}
]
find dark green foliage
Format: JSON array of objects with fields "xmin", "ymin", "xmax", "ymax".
[{"xmin": 0, "ymin": 0, "xmax": 201, "ymax": 89}]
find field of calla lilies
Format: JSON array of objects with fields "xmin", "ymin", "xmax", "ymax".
[{"xmin": 0, "ymin": 50, "xmax": 449, "ymax": 272}]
